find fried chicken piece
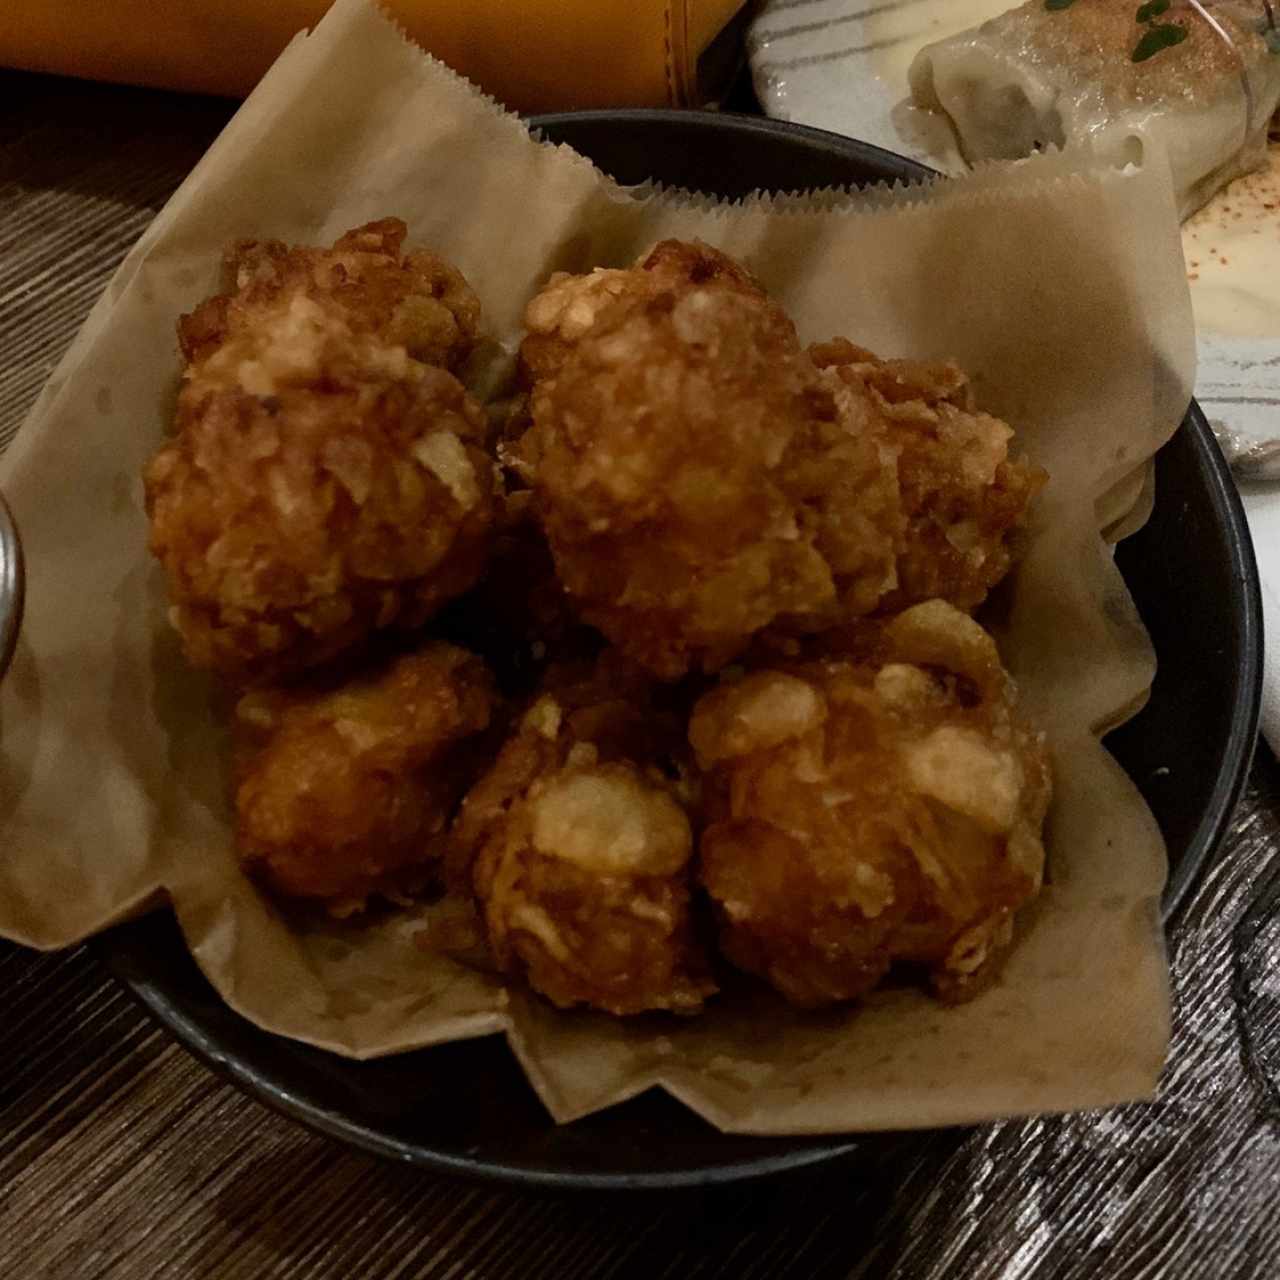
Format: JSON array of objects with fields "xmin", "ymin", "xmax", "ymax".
[
  {"xmin": 504, "ymin": 239, "xmax": 785, "ymax": 493},
  {"xmin": 517, "ymin": 244, "xmax": 1041, "ymax": 677},
  {"xmin": 776, "ymin": 368, "xmax": 904, "ymax": 625},
  {"xmin": 234, "ymin": 642, "xmax": 497, "ymax": 913},
  {"xmin": 517, "ymin": 238, "xmax": 779, "ymax": 390},
  {"xmin": 146, "ymin": 219, "xmax": 497, "ymax": 684},
  {"xmin": 691, "ymin": 600, "xmax": 1050, "ymax": 1007},
  {"xmin": 454, "ymin": 653, "xmax": 715, "ymax": 1015},
  {"xmin": 524, "ymin": 250, "xmax": 908, "ymax": 678},
  {"xmin": 811, "ymin": 338, "xmax": 1045, "ymax": 613},
  {"xmin": 181, "ymin": 217, "xmax": 480, "ymax": 372}
]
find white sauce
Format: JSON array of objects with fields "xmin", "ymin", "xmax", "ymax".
[
  {"xmin": 863, "ymin": 0, "xmax": 1280, "ymax": 342},
  {"xmin": 1182, "ymin": 142, "xmax": 1280, "ymax": 340}
]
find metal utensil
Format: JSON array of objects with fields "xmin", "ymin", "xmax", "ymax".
[{"xmin": 0, "ymin": 490, "xmax": 24, "ymax": 681}]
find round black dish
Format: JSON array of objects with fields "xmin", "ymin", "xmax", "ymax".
[{"xmin": 96, "ymin": 110, "xmax": 1262, "ymax": 1190}]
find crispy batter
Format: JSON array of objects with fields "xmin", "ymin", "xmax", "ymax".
[
  {"xmin": 521, "ymin": 242, "xmax": 1042, "ymax": 676},
  {"xmin": 455, "ymin": 653, "xmax": 715, "ymax": 1015},
  {"xmin": 234, "ymin": 642, "xmax": 496, "ymax": 913},
  {"xmin": 146, "ymin": 220, "xmax": 497, "ymax": 684},
  {"xmin": 691, "ymin": 600, "xmax": 1050, "ymax": 1007},
  {"xmin": 778, "ymin": 366, "xmax": 904, "ymax": 626},
  {"xmin": 517, "ymin": 239, "xmax": 780, "ymax": 389},
  {"xmin": 181, "ymin": 218, "xmax": 480, "ymax": 372},
  {"xmin": 811, "ymin": 338, "xmax": 1045, "ymax": 613},
  {"xmin": 524, "ymin": 253, "xmax": 912, "ymax": 678},
  {"xmin": 161, "ymin": 229, "xmax": 1056, "ymax": 1023}
]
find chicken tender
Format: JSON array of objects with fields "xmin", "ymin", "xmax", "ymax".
[
  {"xmin": 811, "ymin": 338, "xmax": 1044, "ymax": 613},
  {"xmin": 454, "ymin": 654, "xmax": 715, "ymax": 1015},
  {"xmin": 523, "ymin": 254, "xmax": 903, "ymax": 678},
  {"xmin": 234, "ymin": 642, "xmax": 497, "ymax": 913},
  {"xmin": 146, "ymin": 220, "xmax": 497, "ymax": 684},
  {"xmin": 691, "ymin": 600, "xmax": 1050, "ymax": 1007}
]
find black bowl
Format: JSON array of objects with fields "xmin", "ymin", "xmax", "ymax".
[{"xmin": 96, "ymin": 110, "xmax": 1262, "ymax": 1190}]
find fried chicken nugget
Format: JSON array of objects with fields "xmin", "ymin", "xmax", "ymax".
[
  {"xmin": 517, "ymin": 238, "xmax": 776, "ymax": 389},
  {"xmin": 181, "ymin": 217, "xmax": 480, "ymax": 373},
  {"xmin": 691, "ymin": 600, "xmax": 1050, "ymax": 1008},
  {"xmin": 146, "ymin": 219, "xmax": 496, "ymax": 684},
  {"xmin": 454, "ymin": 654, "xmax": 716, "ymax": 1015},
  {"xmin": 523, "ymin": 244, "xmax": 905, "ymax": 679},
  {"xmin": 234, "ymin": 642, "xmax": 497, "ymax": 913},
  {"xmin": 811, "ymin": 338, "xmax": 1045, "ymax": 613},
  {"xmin": 501, "ymin": 239, "xmax": 782, "ymax": 488}
]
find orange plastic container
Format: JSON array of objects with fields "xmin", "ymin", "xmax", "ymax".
[{"xmin": 0, "ymin": 1, "xmax": 748, "ymax": 111}]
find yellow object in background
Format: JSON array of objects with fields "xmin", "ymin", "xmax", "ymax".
[{"xmin": 0, "ymin": 1, "xmax": 748, "ymax": 111}]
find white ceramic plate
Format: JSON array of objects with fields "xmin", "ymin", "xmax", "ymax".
[{"xmin": 748, "ymin": 0, "xmax": 1280, "ymax": 459}]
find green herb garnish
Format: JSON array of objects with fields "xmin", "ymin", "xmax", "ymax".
[
  {"xmin": 1044, "ymin": 0, "xmax": 1077, "ymax": 10},
  {"xmin": 1135, "ymin": 0, "xmax": 1170, "ymax": 21},
  {"xmin": 1132, "ymin": 21, "xmax": 1189, "ymax": 61}
]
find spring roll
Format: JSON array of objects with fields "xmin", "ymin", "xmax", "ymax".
[{"xmin": 910, "ymin": 0, "xmax": 1280, "ymax": 218}]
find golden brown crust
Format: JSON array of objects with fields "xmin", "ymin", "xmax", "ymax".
[
  {"xmin": 146, "ymin": 220, "xmax": 497, "ymax": 685},
  {"xmin": 147, "ymin": 370, "xmax": 496, "ymax": 684},
  {"xmin": 692, "ymin": 600, "xmax": 1051, "ymax": 1008},
  {"xmin": 516, "ymin": 238, "xmax": 781, "ymax": 390},
  {"xmin": 472, "ymin": 761, "xmax": 714, "ymax": 1015},
  {"xmin": 811, "ymin": 337, "xmax": 1045, "ymax": 615},
  {"xmin": 519, "ymin": 248, "xmax": 1041, "ymax": 679},
  {"xmin": 150, "ymin": 228, "xmax": 1057, "ymax": 1022},
  {"xmin": 233, "ymin": 643, "xmax": 497, "ymax": 913},
  {"xmin": 450, "ymin": 649, "xmax": 689, "ymax": 880},
  {"xmin": 522, "ymin": 259, "xmax": 883, "ymax": 679},
  {"xmin": 182, "ymin": 217, "xmax": 480, "ymax": 372},
  {"xmin": 455, "ymin": 653, "xmax": 715, "ymax": 1015}
]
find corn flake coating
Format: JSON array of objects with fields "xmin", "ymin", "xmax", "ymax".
[
  {"xmin": 691, "ymin": 600, "xmax": 1050, "ymax": 1008},
  {"xmin": 811, "ymin": 338, "xmax": 1045, "ymax": 614},
  {"xmin": 146, "ymin": 220, "xmax": 497, "ymax": 684},
  {"xmin": 455, "ymin": 655, "xmax": 715, "ymax": 1015},
  {"xmin": 234, "ymin": 642, "xmax": 496, "ymax": 914},
  {"xmin": 524, "ymin": 251, "xmax": 908, "ymax": 679}
]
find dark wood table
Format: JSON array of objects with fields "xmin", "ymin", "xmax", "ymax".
[{"xmin": 4, "ymin": 69, "xmax": 1280, "ymax": 1280}]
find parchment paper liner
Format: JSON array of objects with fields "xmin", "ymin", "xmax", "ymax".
[{"xmin": 0, "ymin": 0, "xmax": 1195, "ymax": 1132}]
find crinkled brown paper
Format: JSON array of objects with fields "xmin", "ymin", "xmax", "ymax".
[{"xmin": 0, "ymin": 0, "xmax": 1195, "ymax": 1132}]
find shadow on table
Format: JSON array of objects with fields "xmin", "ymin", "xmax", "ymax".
[
  {"xmin": 7, "ymin": 764, "xmax": 1280, "ymax": 1277},
  {"xmin": 0, "ymin": 69, "xmax": 233, "ymax": 211},
  {"xmin": 202, "ymin": 1123, "xmax": 971, "ymax": 1280}
]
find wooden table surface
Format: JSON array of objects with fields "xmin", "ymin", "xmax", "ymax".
[{"xmin": 4, "ymin": 68, "xmax": 1280, "ymax": 1280}]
